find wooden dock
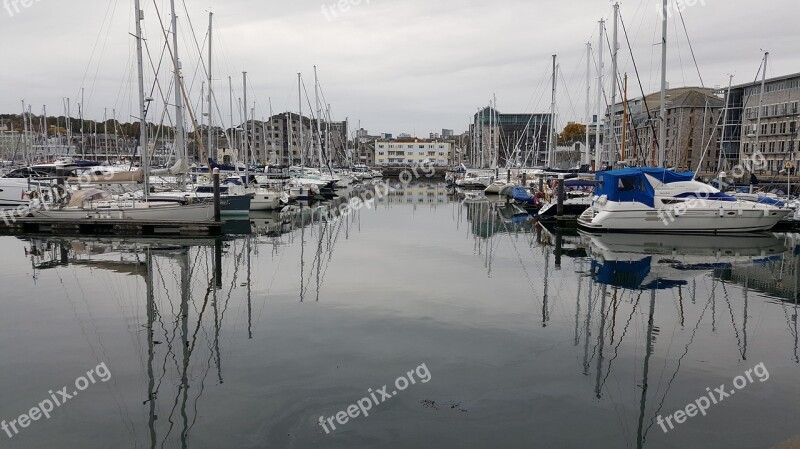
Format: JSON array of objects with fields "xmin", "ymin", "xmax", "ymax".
[{"xmin": 0, "ymin": 218, "xmax": 223, "ymax": 237}]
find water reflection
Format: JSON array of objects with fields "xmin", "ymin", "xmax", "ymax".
[{"xmin": 4, "ymin": 183, "xmax": 800, "ymax": 448}]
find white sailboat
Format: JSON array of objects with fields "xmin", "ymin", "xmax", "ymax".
[{"xmin": 33, "ymin": 0, "xmax": 214, "ymax": 222}]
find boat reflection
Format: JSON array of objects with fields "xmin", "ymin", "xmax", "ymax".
[
  {"xmin": 581, "ymin": 232, "xmax": 787, "ymax": 290},
  {"xmin": 568, "ymin": 231, "xmax": 795, "ymax": 448}
]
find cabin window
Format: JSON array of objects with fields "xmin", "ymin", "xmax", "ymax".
[{"xmin": 618, "ymin": 178, "xmax": 636, "ymax": 192}]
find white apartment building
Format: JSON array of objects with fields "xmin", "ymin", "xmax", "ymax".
[{"xmin": 374, "ymin": 139, "xmax": 452, "ymax": 166}]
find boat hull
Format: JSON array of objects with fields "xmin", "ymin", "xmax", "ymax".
[
  {"xmin": 32, "ymin": 202, "xmax": 216, "ymax": 221},
  {"xmin": 578, "ymin": 205, "xmax": 789, "ymax": 233}
]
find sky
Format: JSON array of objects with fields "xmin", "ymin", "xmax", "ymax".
[{"xmin": 0, "ymin": 0, "xmax": 798, "ymax": 137}]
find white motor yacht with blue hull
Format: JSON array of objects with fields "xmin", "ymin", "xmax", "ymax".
[{"xmin": 578, "ymin": 168, "xmax": 790, "ymax": 234}]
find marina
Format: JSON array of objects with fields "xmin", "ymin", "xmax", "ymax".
[{"xmin": 1, "ymin": 0, "xmax": 799, "ymax": 447}]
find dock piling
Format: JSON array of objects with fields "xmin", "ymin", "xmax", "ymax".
[{"xmin": 213, "ymin": 168, "xmax": 221, "ymax": 222}]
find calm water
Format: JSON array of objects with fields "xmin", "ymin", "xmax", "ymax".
[{"xmin": 0, "ymin": 182, "xmax": 799, "ymax": 449}]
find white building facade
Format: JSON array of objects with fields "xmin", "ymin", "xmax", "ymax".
[{"xmin": 374, "ymin": 139, "xmax": 452, "ymax": 166}]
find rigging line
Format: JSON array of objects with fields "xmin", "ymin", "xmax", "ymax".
[
  {"xmin": 74, "ymin": 0, "xmax": 120, "ymax": 109},
  {"xmin": 182, "ymin": 31, "xmax": 210, "ymax": 109},
  {"xmin": 600, "ymin": 291, "xmax": 642, "ymax": 390},
  {"xmin": 557, "ymin": 68, "xmax": 580, "ymax": 128},
  {"xmin": 676, "ymin": 6, "xmax": 704, "ymax": 87},
  {"xmin": 620, "ymin": 13, "xmax": 660, "ymax": 161},
  {"xmin": 143, "ymin": 39, "xmax": 177, "ymax": 128},
  {"xmin": 512, "ymin": 64, "xmax": 551, "ymax": 160},
  {"xmin": 643, "ymin": 291, "xmax": 714, "ymax": 442},
  {"xmin": 85, "ymin": 0, "xmax": 122, "ymax": 111},
  {"xmin": 671, "ymin": 8, "xmax": 687, "ymax": 87}
]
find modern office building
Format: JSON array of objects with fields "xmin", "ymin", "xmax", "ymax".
[
  {"xmin": 468, "ymin": 107, "xmax": 551, "ymax": 168},
  {"xmin": 721, "ymin": 72, "xmax": 800, "ymax": 174}
]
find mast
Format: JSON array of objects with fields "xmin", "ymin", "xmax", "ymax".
[
  {"xmin": 315, "ymin": 65, "xmax": 322, "ymax": 168},
  {"xmin": 169, "ymin": 0, "xmax": 186, "ymax": 180},
  {"xmin": 79, "ymin": 88, "xmax": 84, "ymax": 158},
  {"xmin": 621, "ymin": 73, "xmax": 628, "ymax": 162},
  {"xmin": 609, "ymin": 2, "xmax": 619, "ymax": 168},
  {"xmin": 134, "ymin": 0, "xmax": 149, "ymax": 199},
  {"xmin": 267, "ymin": 98, "xmax": 274, "ymax": 164},
  {"xmin": 658, "ymin": 0, "xmax": 668, "ymax": 167},
  {"xmin": 717, "ymin": 74, "xmax": 734, "ymax": 173},
  {"xmin": 594, "ymin": 20, "xmax": 604, "ymax": 171},
  {"xmin": 43, "ymin": 105, "xmax": 49, "ymax": 159},
  {"xmin": 251, "ymin": 104, "xmax": 256, "ymax": 164},
  {"xmin": 103, "ymin": 107, "xmax": 107, "ymax": 161},
  {"xmin": 754, "ymin": 52, "xmax": 769, "ymax": 170},
  {"xmin": 325, "ymin": 104, "xmax": 331, "ymax": 170},
  {"xmin": 207, "ymin": 12, "xmax": 214, "ymax": 159},
  {"xmin": 21, "ymin": 100, "xmax": 28, "ymax": 164},
  {"xmin": 298, "ymin": 73, "xmax": 304, "ymax": 166},
  {"xmin": 585, "ymin": 42, "xmax": 592, "ymax": 167},
  {"xmin": 228, "ymin": 76, "xmax": 233, "ymax": 153},
  {"xmin": 549, "ymin": 54, "xmax": 557, "ymax": 168},
  {"xmin": 243, "ymin": 71, "xmax": 249, "ymax": 183}
]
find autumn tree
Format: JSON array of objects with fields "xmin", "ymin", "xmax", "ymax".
[{"xmin": 558, "ymin": 122, "xmax": 586, "ymax": 145}]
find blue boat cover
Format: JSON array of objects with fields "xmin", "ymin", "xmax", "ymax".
[
  {"xmin": 596, "ymin": 168, "xmax": 703, "ymax": 208},
  {"xmin": 754, "ymin": 196, "xmax": 785, "ymax": 207},
  {"xmin": 592, "ymin": 258, "xmax": 687, "ymax": 290},
  {"xmin": 512, "ymin": 187, "xmax": 535, "ymax": 204}
]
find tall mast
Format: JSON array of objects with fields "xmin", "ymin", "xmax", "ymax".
[
  {"xmin": 228, "ymin": 76, "xmax": 233, "ymax": 153},
  {"xmin": 43, "ymin": 105, "xmax": 50, "ymax": 159},
  {"xmin": 251, "ymin": 104, "xmax": 256, "ymax": 164},
  {"xmin": 298, "ymin": 73, "xmax": 304, "ymax": 166},
  {"xmin": 314, "ymin": 65, "xmax": 322, "ymax": 168},
  {"xmin": 658, "ymin": 0, "xmax": 668, "ymax": 167},
  {"xmin": 268, "ymin": 97, "xmax": 274, "ymax": 164},
  {"xmin": 585, "ymin": 42, "xmax": 592, "ymax": 167},
  {"xmin": 325, "ymin": 104, "xmax": 331, "ymax": 170},
  {"xmin": 79, "ymin": 88, "xmax": 84, "ymax": 158},
  {"xmin": 621, "ymin": 73, "xmax": 628, "ymax": 162},
  {"xmin": 594, "ymin": 20, "xmax": 604, "ymax": 171},
  {"xmin": 21, "ymin": 100, "xmax": 28, "ymax": 164},
  {"xmin": 549, "ymin": 54, "xmax": 557, "ymax": 168},
  {"xmin": 718, "ymin": 74, "xmax": 734, "ymax": 173},
  {"xmin": 243, "ymin": 72, "xmax": 249, "ymax": 183},
  {"xmin": 134, "ymin": 0, "xmax": 149, "ymax": 199},
  {"xmin": 754, "ymin": 52, "xmax": 769, "ymax": 166},
  {"xmin": 169, "ymin": 0, "xmax": 186, "ymax": 174},
  {"xmin": 103, "ymin": 107, "xmax": 107, "ymax": 161},
  {"xmin": 207, "ymin": 12, "xmax": 214, "ymax": 158},
  {"xmin": 609, "ymin": 2, "xmax": 619, "ymax": 168}
]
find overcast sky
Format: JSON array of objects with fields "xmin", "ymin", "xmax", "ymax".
[{"xmin": 1, "ymin": 0, "xmax": 797, "ymax": 136}]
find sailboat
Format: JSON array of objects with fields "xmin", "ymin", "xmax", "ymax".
[{"xmin": 33, "ymin": 0, "xmax": 215, "ymax": 222}]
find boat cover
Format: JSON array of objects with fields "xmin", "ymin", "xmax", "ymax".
[{"xmin": 594, "ymin": 168, "xmax": 723, "ymax": 208}]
